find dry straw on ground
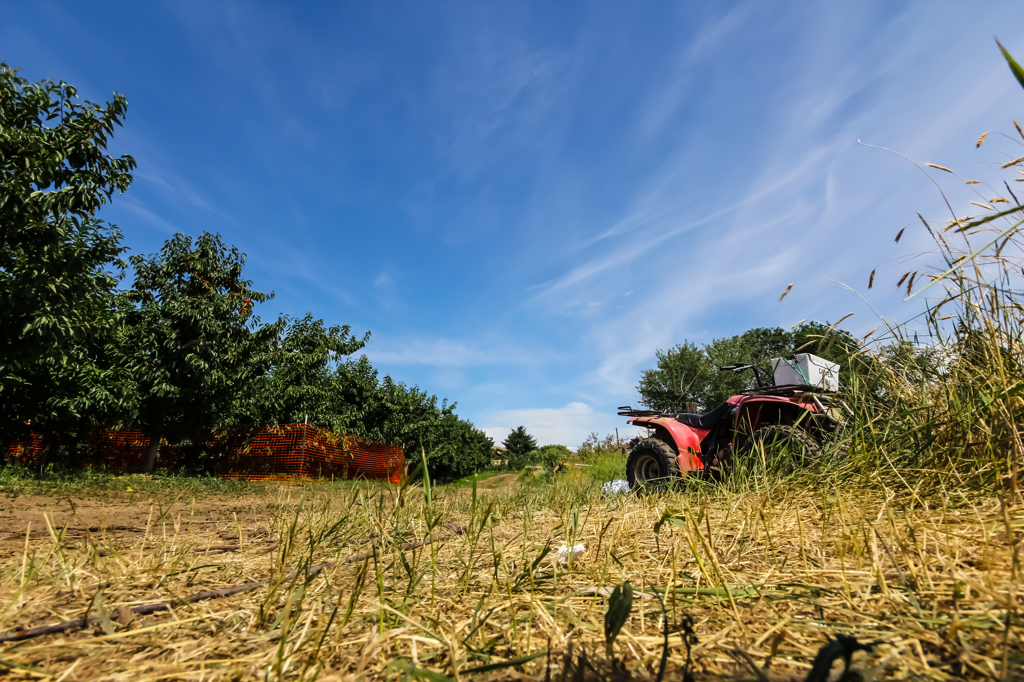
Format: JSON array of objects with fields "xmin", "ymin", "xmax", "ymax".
[{"xmin": 0, "ymin": 474, "xmax": 1020, "ymax": 681}]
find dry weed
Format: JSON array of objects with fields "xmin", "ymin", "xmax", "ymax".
[{"xmin": 0, "ymin": 477, "xmax": 1019, "ymax": 681}]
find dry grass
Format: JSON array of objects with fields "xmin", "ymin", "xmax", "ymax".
[{"xmin": 0, "ymin": 473, "xmax": 1020, "ymax": 681}]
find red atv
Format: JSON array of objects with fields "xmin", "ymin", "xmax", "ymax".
[{"xmin": 618, "ymin": 363, "xmax": 845, "ymax": 487}]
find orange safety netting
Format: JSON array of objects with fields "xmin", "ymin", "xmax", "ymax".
[
  {"xmin": 4, "ymin": 432, "xmax": 44, "ymax": 466},
  {"xmin": 215, "ymin": 424, "xmax": 404, "ymax": 483},
  {"xmin": 4, "ymin": 425, "xmax": 404, "ymax": 483},
  {"xmin": 80, "ymin": 430, "xmax": 180, "ymax": 474}
]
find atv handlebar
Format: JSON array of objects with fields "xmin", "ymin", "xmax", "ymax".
[
  {"xmin": 718, "ymin": 363, "xmax": 769, "ymax": 388},
  {"xmin": 718, "ymin": 363, "xmax": 754, "ymax": 373}
]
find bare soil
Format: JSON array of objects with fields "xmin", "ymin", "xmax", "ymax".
[
  {"xmin": 471, "ymin": 472, "xmax": 519, "ymax": 489},
  {"xmin": 0, "ymin": 474, "xmax": 519, "ymax": 558},
  {"xmin": 0, "ymin": 490, "xmax": 273, "ymax": 559}
]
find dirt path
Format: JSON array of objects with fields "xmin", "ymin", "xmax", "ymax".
[
  {"xmin": 0, "ymin": 473, "xmax": 521, "ymax": 557},
  {"xmin": 0, "ymin": 491, "xmax": 273, "ymax": 557},
  {"xmin": 472, "ymin": 473, "xmax": 520, "ymax": 489}
]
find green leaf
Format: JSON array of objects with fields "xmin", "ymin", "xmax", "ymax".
[
  {"xmin": 997, "ymin": 39, "xmax": 1024, "ymax": 91},
  {"xmin": 95, "ymin": 591, "xmax": 117, "ymax": 636},
  {"xmin": 604, "ymin": 581, "xmax": 634, "ymax": 657},
  {"xmin": 653, "ymin": 508, "xmax": 683, "ymax": 536},
  {"xmin": 421, "ymin": 445, "xmax": 432, "ymax": 507},
  {"xmin": 462, "ymin": 650, "xmax": 549, "ymax": 674}
]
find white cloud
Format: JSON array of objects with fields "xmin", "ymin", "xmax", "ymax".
[
  {"xmin": 514, "ymin": 5, "xmax": 1024, "ymax": 416},
  {"xmin": 481, "ymin": 402, "xmax": 611, "ymax": 447},
  {"xmin": 533, "ymin": 146, "xmax": 832, "ymax": 305},
  {"xmin": 24, "ymin": 1, "xmax": 1021, "ymax": 447}
]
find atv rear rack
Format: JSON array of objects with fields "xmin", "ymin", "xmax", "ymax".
[
  {"xmin": 737, "ymin": 384, "xmax": 838, "ymax": 397},
  {"xmin": 618, "ymin": 384, "xmax": 841, "ymax": 418},
  {"xmin": 617, "ymin": 406, "xmax": 674, "ymax": 418}
]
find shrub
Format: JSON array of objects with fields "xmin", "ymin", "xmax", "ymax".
[{"xmin": 576, "ymin": 432, "xmax": 624, "ymax": 461}]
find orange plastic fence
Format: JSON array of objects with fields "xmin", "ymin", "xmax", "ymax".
[
  {"xmin": 216, "ymin": 425, "xmax": 404, "ymax": 483},
  {"xmin": 4, "ymin": 425, "xmax": 404, "ymax": 483},
  {"xmin": 82, "ymin": 429, "xmax": 169, "ymax": 474},
  {"xmin": 4, "ymin": 432, "xmax": 44, "ymax": 466}
]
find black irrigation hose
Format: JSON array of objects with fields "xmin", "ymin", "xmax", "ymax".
[
  {"xmin": 0, "ymin": 523, "xmax": 465, "ymax": 643},
  {"xmin": 195, "ymin": 541, "xmax": 279, "ymax": 555}
]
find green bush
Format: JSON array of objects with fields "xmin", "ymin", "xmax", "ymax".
[
  {"xmin": 589, "ymin": 451, "xmax": 627, "ymax": 482},
  {"xmin": 576, "ymin": 433, "xmax": 624, "ymax": 461},
  {"xmin": 520, "ymin": 444, "xmax": 572, "ymax": 470}
]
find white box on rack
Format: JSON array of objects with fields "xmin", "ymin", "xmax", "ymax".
[{"xmin": 770, "ymin": 353, "xmax": 840, "ymax": 391}]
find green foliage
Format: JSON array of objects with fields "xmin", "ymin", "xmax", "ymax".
[
  {"xmin": 0, "ymin": 64, "xmax": 523, "ymax": 483},
  {"xmin": 604, "ymin": 581, "xmax": 634, "ymax": 658},
  {"xmin": 575, "ymin": 433, "xmax": 627, "ymax": 481},
  {"xmin": 427, "ymin": 419, "xmax": 494, "ymax": 482},
  {"xmin": 6, "ymin": 335, "xmax": 131, "ymax": 456},
  {"xmin": 114, "ymin": 232, "xmax": 283, "ymax": 471},
  {"xmin": 637, "ymin": 323, "xmax": 859, "ymax": 411},
  {"xmin": 589, "ymin": 451, "xmax": 627, "ymax": 482},
  {"xmin": 528, "ymin": 444, "xmax": 571, "ymax": 471},
  {"xmin": 502, "ymin": 426, "xmax": 537, "ymax": 462},
  {"xmin": 442, "ymin": 470, "xmax": 510, "ymax": 488},
  {"xmin": 636, "ymin": 341, "xmax": 705, "ymax": 412},
  {"xmin": 235, "ymin": 313, "xmax": 369, "ymax": 430},
  {"xmin": 0, "ymin": 460, "xmax": 265, "ymax": 499},
  {"xmin": 0, "ymin": 64, "xmax": 135, "ymax": 442},
  {"xmin": 575, "ymin": 432, "xmax": 620, "ymax": 460},
  {"xmin": 228, "ymin": 318, "xmax": 493, "ymax": 482},
  {"xmin": 316, "ymin": 368, "xmax": 493, "ymax": 483},
  {"xmin": 997, "ymin": 38, "xmax": 1024, "ymax": 91}
]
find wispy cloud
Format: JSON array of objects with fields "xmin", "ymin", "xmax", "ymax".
[
  {"xmin": 499, "ymin": 5, "xmax": 1024, "ymax": 425},
  {"xmin": 10, "ymin": 0, "xmax": 1022, "ymax": 447},
  {"xmin": 537, "ymin": 146, "xmax": 833, "ymax": 306},
  {"xmin": 116, "ymin": 196, "xmax": 181, "ymax": 235},
  {"xmin": 431, "ymin": 36, "xmax": 572, "ymax": 180},
  {"xmin": 134, "ymin": 167, "xmax": 215, "ymax": 213},
  {"xmin": 361, "ymin": 336, "xmax": 553, "ymax": 368},
  {"xmin": 481, "ymin": 402, "xmax": 599, "ymax": 447},
  {"xmin": 635, "ymin": 5, "xmax": 751, "ymax": 141}
]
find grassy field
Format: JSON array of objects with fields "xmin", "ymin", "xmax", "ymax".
[
  {"xmin": 0, "ymin": 463, "xmax": 1019, "ymax": 681},
  {"xmin": 2, "ymin": 145, "xmax": 1023, "ymax": 681}
]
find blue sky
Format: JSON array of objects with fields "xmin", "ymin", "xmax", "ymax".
[{"xmin": 4, "ymin": 2, "xmax": 1023, "ymax": 446}]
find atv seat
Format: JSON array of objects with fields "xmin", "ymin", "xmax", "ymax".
[{"xmin": 675, "ymin": 401, "xmax": 734, "ymax": 430}]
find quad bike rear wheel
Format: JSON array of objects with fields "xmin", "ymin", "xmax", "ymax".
[
  {"xmin": 626, "ymin": 438, "xmax": 681, "ymax": 488},
  {"xmin": 742, "ymin": 424, "xmax": 820, "ymax": 469}
]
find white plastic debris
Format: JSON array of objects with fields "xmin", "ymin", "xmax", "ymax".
[
  {"xmin": 602, "ymin": 479, "xmax": 630, "ymax": 495},
  {"xmin": 555, "ymin": 543, "xmax": 586, "ymax": 565}
]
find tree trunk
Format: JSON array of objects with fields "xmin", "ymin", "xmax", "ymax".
[{"xmin": 142, "ymin": 432, "xmax": 160, "ymax": 473}]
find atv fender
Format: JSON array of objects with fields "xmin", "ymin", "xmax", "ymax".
[{"xmin": 627, "ymin": 416, "xmax": 705, "ymax": 472}]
